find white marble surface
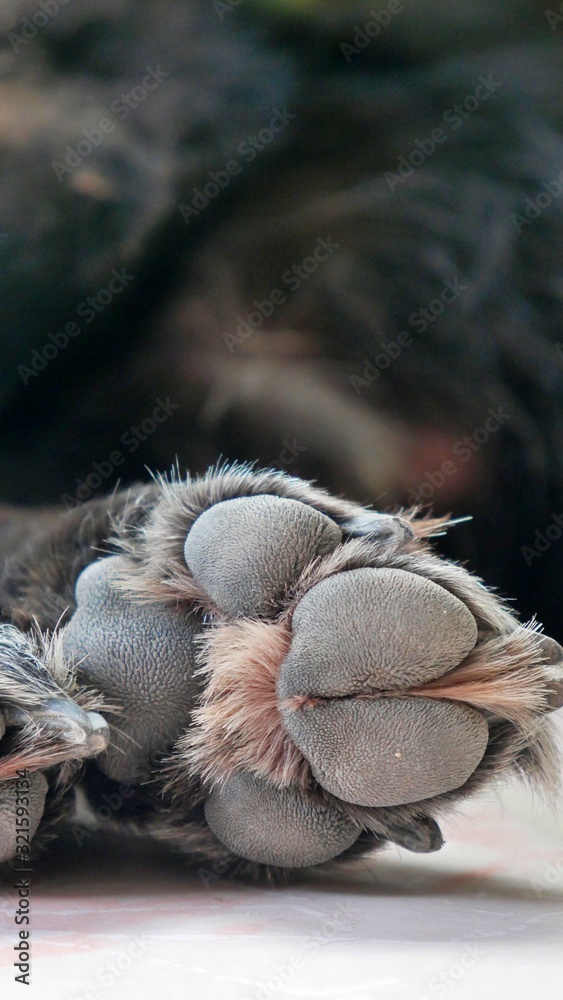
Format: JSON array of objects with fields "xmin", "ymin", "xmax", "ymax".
[{"xmin": 1, "ymin": 717, "xmax": 562, "ymax": 1000}]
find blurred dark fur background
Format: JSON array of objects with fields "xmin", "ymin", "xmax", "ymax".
[{"xmin": 1, "ymin": 0, "xmax": 563, "ymax": 638}]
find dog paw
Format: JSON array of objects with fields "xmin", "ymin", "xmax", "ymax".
[{"xmin": 52, "ymin": 469, "xmax": 563, "ymax": 869}]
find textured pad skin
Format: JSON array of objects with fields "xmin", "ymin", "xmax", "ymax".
[
  {"xmin": 278, "ymin": 567, "xmax": 483, "ymax": 806},
  {"xmin": 281, "ymin": 696, "xmax": 489, "ymax": 806},
  {"xmin": 62, "ymin": 556, "xmax": 202, "ymax": 782},
  {"xmin": 278, "ymin": 567, "xmax": 478, "ymax": 698},
  {"xmin": 0, "ymin": 772, "xmax": 48, "ymax": 863},
  {"xmin": 184, "ymin": 495, "xmax": 342, "ymax": 616},
  {"xmin": 204, "ymin": 772, "xmax": 360, "ymax": 867}
]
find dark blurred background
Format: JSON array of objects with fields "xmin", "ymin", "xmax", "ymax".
[{"xmin": 1, "ymin": 0, "xmax": 563, "ymax": 637}]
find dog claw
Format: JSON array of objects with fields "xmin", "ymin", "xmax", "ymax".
[
  {"xmin": 340, "ymin": 512, "xmax": 414, "ymax": 544},
  {"xmin": 2, "ymin": 700, "xmax": 109, "ymax": 758}
]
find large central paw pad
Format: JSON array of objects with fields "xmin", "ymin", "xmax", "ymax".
[{"xmin": 278, "ymin": 568, "xmax": 485, "ymax": 806}]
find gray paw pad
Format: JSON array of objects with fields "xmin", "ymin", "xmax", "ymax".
[
  {"xmin": 184, "ymin": 495, "xmax": 342, "ymax": 617},
  {"xmin": 63, "ymin": 556, "xmax": 203, "ymax": 782},
  {"xmin": 281, "ymin": 696, "xmax": 489, "ymax": 806},
  {"xmin": 278, "ymin": 566, "xmax": 485, "ymax": 806},
  {"xmin": 0, "ymin": 772, "xmax": 48, "ymax": 863},
  {"xmin": 278, "ymin": 567, "xmax": 478, "ymax": 698},
  {"xmin": 204, "ymin": 772, "xmax": 360, "ymax": 867}
]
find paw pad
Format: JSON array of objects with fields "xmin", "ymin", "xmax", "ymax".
[
  {"xmin": 184, "ymin": 495, "xmax": 342, "ymax": 616},
  {"xmin": 278, "ymin": 566, "xmax": 485, "ymax": 806},
  {"xmin": 281, "ymin": 696, "xmax": 488, "ymax": 807},
  {"xmin": 62, "ymin": 556, "xmax": 203, "ymax": 782},
  {"xmin": 204, "ymin": 771, "xmax": 360, "ymax": 868}
]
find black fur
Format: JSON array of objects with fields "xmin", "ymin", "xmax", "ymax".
[{"xmin": 1, "ymin": 0, "xmax": 563, "ymax": 647}]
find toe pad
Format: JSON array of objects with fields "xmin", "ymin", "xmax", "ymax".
[
  {"xmin": 204, "ymin": 772, "xmax": 360, "ymax": 867},
  {"xmin": 278, "ymin": 568, "xmax": 478, "ymax": 698},
  {"xmin": 0, "ymin": 772, "xmax": 47, "ymax": 863},
  {"xmin": 281, "ymin": 696, "xmax": 489, "ymax": 806},
  {"xmin": 184, "ymin": 495, "xmax": 342, "ymax": 617}
]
